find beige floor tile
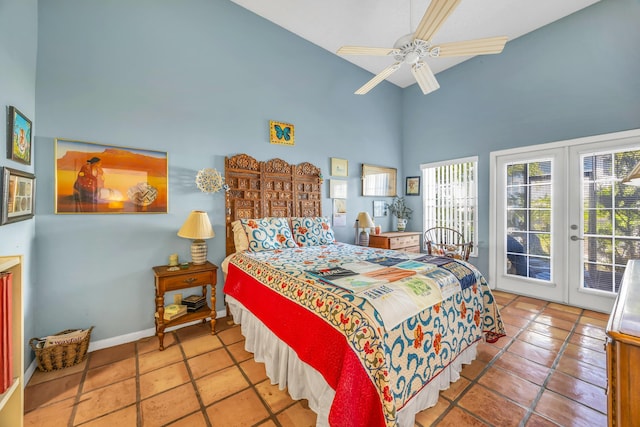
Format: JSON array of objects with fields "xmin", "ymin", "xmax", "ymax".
[
  {"xmin": 27, "ymin": 359, "xmax": 87, "ymax": 386},
  {"xmin": 137, "ymin": 333, "xmax": 171, "ymax": 354},
  {"xmin": 227, "ymin": 340, "xmax": 253, "ymax": 363},
  {"xmin": 239, "ymin": 358, "xmax": 268, "ymax": 384},
  {"xmin": 166, "ymin": 410, "xmax": 209, "ymax": 426},
  {"xmin": 83, "ymin": 357, "xmax": 136, "ymax": 392},
  {"xmin": 88, "ymin": 342, "xmax": 136, "ymax": 368},
  {"xmin": 188, "ymin": 347, "xmax": 235, "ymax": 379},
  {"xmin": 255, "ymin": 379, "xmax": 296, "ymax": 412},
  {"xmin": 460, "ymin": 359, "xmax": 487, "ymax": 380},
  {"xmin": 276, "ymin": 401, "xmax": 318, "ymax": 427},
  {"xmin": 216, "ymin": 325, "xmax": 245, "ymax": 345},
  {"xmin": 181, "ymin": 333, "xmax": 223, "ymax": 358},
  {"xmin": 23, "ymin": 397, "xmax": 76, "ymax": 427},
  {"xmin": 140, "ymin": 382, "xmax": 201, "ymax": 425},
  {"xmin": 534, "ymin": 390, "xmax": 607, "ymax": 427},
  {"xmin": 477, "ymin": 366, "xmax": 540, "ymax": 407},
  {"xmin": 458, "ymin": 384, "xmax": 527, "ymax": 426},
  {"xmin": 24, "ymin": 371, "xmax": 82, "ymax": 412},
  {"xmin": 74, "ymin": 377, "xmax": 137, "ymax": 424},
  {"xmin": 440, "ymin": 376, "xmax": 470, "ymax": 401},
  {"xmin": 175, "ymin": 322, "xmax": 214, "ymax": 342},
  {"xmin": 206, "ymin": 388, "xmax": 270, "ymax": 427},
  {"xmin": 414, "ymin": 396, "xmax": 451, "ymax": 426},
  {"xmin": 435, "ymin": 406, "xmax": 489, "ymax": 426},
  {"xmin": 140, "ymin": 361, "xmax": 191, "ymax": 399},
  {"xmin": 196, "ymin": 365, "xmax": 250, "ymax": 405},
  {"xmin": 78, "ymin": 404, "xmax": 137, "ymax": 427},
  {"xmin": 138, "ymin": 344, "xmax": 183, "ymax": 374}
]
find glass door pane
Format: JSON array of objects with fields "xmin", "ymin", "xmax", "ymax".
[
  {"xmin": 505, "ymin": 160, "xmax": 552, "ymax": 281},
  {"xmin": 581, "ymin": 149, "xmax": 640, "ymax": 293}
]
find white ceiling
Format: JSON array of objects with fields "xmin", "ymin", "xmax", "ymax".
[{"xmin": 229, "ymin": 0, "xmax": 600, "ymax": 89}]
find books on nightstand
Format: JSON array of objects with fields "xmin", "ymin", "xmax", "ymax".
[
  {"xmin": 182, "ymin": 294, "xmax": 207, "ymax": 312},
  {"xmin": 156, "ymin": 304, "xmax": 187, "ymax": 321}
]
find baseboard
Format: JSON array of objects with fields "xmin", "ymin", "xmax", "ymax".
[{"xmin": 25, "ymin": 309, "xmax": 228, "ymax": 385}]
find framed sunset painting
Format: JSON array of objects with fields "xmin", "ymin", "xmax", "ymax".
[{"xmin": 54, "ymin": 138, "xmax": 168, "ymax": 214}]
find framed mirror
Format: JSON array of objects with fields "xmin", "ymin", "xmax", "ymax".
[{"xmin": 362, "ymin": 164, "xmax": 397, "ymax": 197}]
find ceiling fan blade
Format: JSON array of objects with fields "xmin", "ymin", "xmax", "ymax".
[
  {"xmin": 413, "ymin": 0, "xmax": 461, "ymax": 42},
  {"xmin": 355, "ymin": 63, "xmax": 402, "ymax": 95},
  {"xmin": 411, "ymin": 62, "xmax": 440, "ymax": 95},
  {"xmin": 433, "ymin": 36, "xmax": 508, "ymax": 57},
  {"xmin": 337, "ymin": 46, "xmax": 396, "ymax": 56}
]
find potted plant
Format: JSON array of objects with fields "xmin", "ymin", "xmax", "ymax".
[{"xmin": 386, "ymin": 197, "xmax": 413, "ymax": 231}]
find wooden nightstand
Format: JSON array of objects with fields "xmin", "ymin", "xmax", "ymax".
[
  {"xmin": 152, "ymin": 261, "xmax": 217, "ymax": 350},
  {"xmin": 368, "ymin": 231, "xmax": 422, "ymax": 253}
]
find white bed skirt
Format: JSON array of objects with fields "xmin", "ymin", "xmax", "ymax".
[{"xmin": 226, "ymin": 295, "xmax": 478, "ymax": 427}]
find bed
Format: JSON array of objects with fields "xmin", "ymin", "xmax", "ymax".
[{"xmin": 222, "ymin": 154, "xmax": 505, "ymax": 427}]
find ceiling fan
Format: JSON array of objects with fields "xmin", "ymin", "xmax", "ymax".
[{"xmin": 337, "ymin": 0, "xmax": 508, "ymax": 95}]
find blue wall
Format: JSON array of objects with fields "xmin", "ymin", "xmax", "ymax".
[
  {"xmin": 0, "ymin": 0, "xmax": 38, "ymax": 368},
  {"xmin": 7, "ymin": 0, "xmax": 639, "ymax": 365},
  {"xmin": 34, "ymin": 0, "xmax": 403, "ymax": 344},
  {"xmin": 402, "ymin": 0, "xmax": 640, "ymax": 275}
]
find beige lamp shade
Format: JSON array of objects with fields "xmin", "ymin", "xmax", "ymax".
[
  {"xmin": 178, "ymin": 211, "xmax": 214, "ymax": 264},
  {"xmin": 356, "ymin": 211, "xmax": 375, "ymax": 229},
  {"xmin": 622, "ymin": 161, "xmax": 640, "ymax": 186}
]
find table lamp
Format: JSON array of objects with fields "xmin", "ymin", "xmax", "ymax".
[
  {"xmin": 178, "ymin": 210, "xmax": 215, "ymax": 264},
  {"xmin": 356, "ymin": 211, "xmax": 375, "ymax": 247}
]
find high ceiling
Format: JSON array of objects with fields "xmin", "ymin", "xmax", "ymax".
[{"xmin": 229, "ymin": 0, "xmax": 600, "ymax": 89}]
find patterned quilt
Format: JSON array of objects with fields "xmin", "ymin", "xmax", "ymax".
[{"xmin": 224, "ymin": 242, "xmax": 505, "ymax": 427}]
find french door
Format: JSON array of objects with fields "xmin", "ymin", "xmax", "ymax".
[{"xmin": 491, "ymin": 130, "xmax": 640, "ymax": 312}]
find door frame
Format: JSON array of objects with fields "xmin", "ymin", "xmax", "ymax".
[{"xmin": 489, "ymin": 128, "xmax": 640, "ymax": 309}]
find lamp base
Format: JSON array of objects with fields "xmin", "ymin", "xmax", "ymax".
[
  {"xmin": 191, "ymin": 239, "xmax": 208, "ymax": 264},
  {"xmin": 359, "ymin": 231, "xmax": 369, "ymax": 247}
]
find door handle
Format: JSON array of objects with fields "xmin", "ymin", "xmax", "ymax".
[{"xmin": 570, "ymin": 235, "xmax": 584, "ymax": 241}]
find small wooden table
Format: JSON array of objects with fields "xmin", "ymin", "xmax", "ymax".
[
  {"xmin": 152, "ymin": 261, "xmax": 217, "ymax": 350},
  {"xmin": 368, "ymin": 231, "xmax": 422, "ymax": 253}
]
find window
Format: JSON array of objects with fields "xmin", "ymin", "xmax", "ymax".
[{"xmin": 421, "ymin": 157, "xmax": 478, "ymax": 257}]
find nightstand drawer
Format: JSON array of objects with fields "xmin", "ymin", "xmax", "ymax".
[
  {"xmin": 162, "ymin": 271, "xmax": 212, "ymax": 291},
  {"xmin": 389, "ymin": 234, "xmax": 420, "ymax": 249}
]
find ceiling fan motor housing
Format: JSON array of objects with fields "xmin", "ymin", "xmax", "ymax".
[{"xmin": 393, "ymin": 34, "xmax": 430, "ymax": 65}]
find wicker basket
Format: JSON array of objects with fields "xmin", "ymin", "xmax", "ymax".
[{"xmin": 29, "ymin": 326, "xmax": 94, "ymax": 372}]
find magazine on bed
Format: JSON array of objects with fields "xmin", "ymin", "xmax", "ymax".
[{"xmin": 306, "ymin": 258, "xmax": 458, "ymax": 328}]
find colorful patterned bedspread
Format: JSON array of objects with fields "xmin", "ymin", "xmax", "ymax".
[{"xmin": 224, "ymin": 242, "xmax": 505, "ymax": 427}]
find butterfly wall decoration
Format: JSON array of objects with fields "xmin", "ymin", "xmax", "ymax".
[{"xmin": 269, "ymin": 120, "xmax": 295, "ymax": 146}]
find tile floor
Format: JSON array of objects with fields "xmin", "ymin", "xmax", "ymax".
[{"xmin": 23, "ymin": 291, "xmax": 610, "ymax": 426}]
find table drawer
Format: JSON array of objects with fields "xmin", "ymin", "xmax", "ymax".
[
  {"xmin": 162, "ymin": 271, "xmax": 212, "ymax": 291},
  {"xmin": 389, "ymin": 234, "xmax": 420, "ymax": 249}
]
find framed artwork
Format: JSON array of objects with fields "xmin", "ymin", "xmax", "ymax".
[
  {"xmin": 269, "ymin": 120, "xmax": 295, "ymax": 146},
  {"xmin": 406, "ymin": 176, "xmax": 421, "ymax": 196},
  {"xmin": 6, "ymin": 106, "xmax": 32, "ymax": 165},
  {"xmin": 331, "ymin": 157, "xmax": 348, "ymax": 177},
  {"xmin": 362, "ymin": 164, "xmax": 397, "ymax": 197},
  {"xmin": 54, "ymin": 138, "xmax": 168, "ymax": 214},
  {"xmin": 1, "ymin": 167, "xmax": 35, "ymax": 225},
  {"xmin": 373, "ymin": 200, "xmax": 387, "ymax": 217},
  {"xmin": 329, "ymin": 179, "xmax": 347, "ymax": 199}
]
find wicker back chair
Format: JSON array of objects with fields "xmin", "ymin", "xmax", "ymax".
[{"xmin": 424, "ymin": 227, "xmax": 473, "ymax": 261}]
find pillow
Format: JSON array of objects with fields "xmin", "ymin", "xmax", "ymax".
[
  {"xmin": 291, "ymin": 217, "xmax": 336, "ymax": 246},
  {"xmin": 240, "ymin": 217, "xmax": 297, "ymax": 252},
  {"xmin": 231, "ymin": 220, "xmax": 249, "ymax": 252}
]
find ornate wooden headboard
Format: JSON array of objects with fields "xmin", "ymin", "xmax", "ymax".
[{"xmin": 224, "ymin": 154, "xmax": 323, "ymax": 255}]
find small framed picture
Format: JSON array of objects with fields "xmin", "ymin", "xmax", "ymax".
[
  {"xmin": 373, "ymin": 200, "xmax": 387, "ymax": 217},
  {"xmin": 269, "ymin": 120, "xmax": 294, "ymax": 146},
  {"xmin": 331, "ymin": 157, "xmax": 348, "ymax": 177},
  {"xmin": 329, "ymin": 179, "xmax": 347, "ymax": 199},
  {"xmin": 7, "ymin": 106, "xmax": 33, "ymax": 165},
  {"xmin": 406, "ymin": 176, "xmax": 420, "ymax": 196},
  {"xmin": 1, "ymin": 167, "xmax": 36, "ymax": 225}
]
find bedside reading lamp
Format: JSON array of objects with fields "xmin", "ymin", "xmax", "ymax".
[
  {"xmin": 178, "ymin": 210, "xmax": 215, "ymax": 265},
  {"xmin": 356, "ymin": 211, "xmax": 375, "ymax": 247}
]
